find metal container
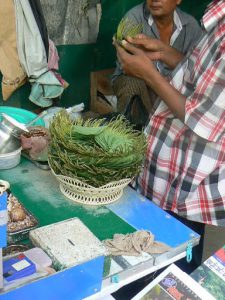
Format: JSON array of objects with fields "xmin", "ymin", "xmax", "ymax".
[
  {"xmin": 0, "ymin": 113, "xmax": 28, "ymax": 139},
  {"xmin": 0, "ymin": 114, "xmax": 22, "ymax": 169},
  {"xmin": 0, "ymin": 148, "xmax": 21, "ymax": 170},
  {"xmin": 0, "ymin": 124, "xmax": 21, "ymax": 153},
  {"xmin": 0, "ymin": 133, "xmax": 21, "ymax": 170}
]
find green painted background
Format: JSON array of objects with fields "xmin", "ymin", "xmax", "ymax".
[{"xmin": 0, "ymin": 0, "xmax": 210, "ymax": 111}]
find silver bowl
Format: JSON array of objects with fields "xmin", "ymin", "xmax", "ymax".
[
  {"xmin": 0, "ymin": 116, "xmax": 22, "ymax": 155},
  {"xmin": 0, "ymin": 113, "xmax": 24, "ymax": 169},
  {"xmin": 0, "ymin": 134, "xmax": 21, "ymax": 155},
  {"xmin": 0, "ymin": 113, "xmax": 29, "ymax": 138}
]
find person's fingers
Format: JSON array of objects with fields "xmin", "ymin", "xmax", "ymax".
[
  {"xmin": 114, "ymin": 41, "xmax": 130, "ymax": 66},
  {"xmin": 128, "ymin": 33, "xmax": 147, "ymax": 41},
  {"xmin": 126, "ymin": 36, "xmax": 149, "ymax": 50},
  {"xmin": 127, "ymin": 35, "xmax": 161, "ymax": 52},
  {"xmin": 114, "ymin": 40, "xmax": 124, "ymax": 53},
  {"xmin": 121, "ymin": 40, "xmax": 142, "ymax": 55}
]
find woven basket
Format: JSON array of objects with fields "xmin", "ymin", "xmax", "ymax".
[{"xmin": 50, "ymin": 167, "xmax": 131, "ymax": 205}]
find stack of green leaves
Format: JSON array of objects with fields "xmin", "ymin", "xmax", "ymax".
[
  {"xmin": 114, "ymin": 17, "xmax": 143, "ymax": 44},
  {"xmin": 48, "ymin": 110, "xmax": 147, "ymax": 187}
]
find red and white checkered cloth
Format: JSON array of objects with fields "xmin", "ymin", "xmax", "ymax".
[
  {"xmin": 203, "ymin": 0, "xmax": 225, "ymax": 32},
  {"xmin": 135, "ymin": 0, "xmax": 225, "ymax": 226}
]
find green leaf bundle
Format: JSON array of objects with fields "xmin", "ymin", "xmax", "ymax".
[
  {"xmin": 48, "ymin": 110, "xmax": 147, "ymax": 187},
  {"xmin": 115, "ymin": 17, "xmax": 143, "ymax": 43}
]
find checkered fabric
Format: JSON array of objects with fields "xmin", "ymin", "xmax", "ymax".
[{"xmin": 135, "ymin": 0, "xmax": 225, "ymax": 226}]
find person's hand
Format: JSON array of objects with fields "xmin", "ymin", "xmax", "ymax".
[
  {"xmin": 126, "ymin": 34, "xmax": 184, "ymax": 69},
  {"xmin": 127, "ymin": 34, "xmax": 164, "ymax": 61},
  {"xmin": 113, "ymin": 39, "xmax": 186, "ymax": 121},
  {"xmin": 114, "ymin": 40, "xmax": 156, "ymax": 80}
]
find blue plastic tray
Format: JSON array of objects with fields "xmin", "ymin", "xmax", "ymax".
[{"xmin": 0, "ymin": 107, "xmax": 45, "ymax": 127}]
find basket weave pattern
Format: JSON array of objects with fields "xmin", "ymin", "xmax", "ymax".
[{"xmin": 51, "ymin": 168, "xmax": 131, "ymax": 205}]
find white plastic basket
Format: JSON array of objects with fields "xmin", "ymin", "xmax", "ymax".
[{"xmin": 50, "ymin": 167, "xmax": 131, "ymax": 205}]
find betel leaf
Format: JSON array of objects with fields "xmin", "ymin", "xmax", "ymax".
[
  {"xmin": 115, "ymin": 17, "xmax": 143, "ymax": 43},
  {"xmin": 48, "ymin": 110, "xmax": 147, "ymax": 187},
  {"xmin": 71, "ymin": 125, "xmax": 105, "ymax": 136}
]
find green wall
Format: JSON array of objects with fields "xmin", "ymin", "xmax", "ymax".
[{"xmin": 0, "ymin": 0, "xmax": 210, "ymax": 111}]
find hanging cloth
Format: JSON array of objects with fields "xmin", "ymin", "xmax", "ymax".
[
  {"xmin": 14, "ymin": 0, "xmax": 48, "ymax": 78},
  {"xmin": 47, "ymin": 39, "xmax": 69, "ymax": 90},
  {"xmin": 14, "ymin": 0, "xmax": 66, "ymax": 107},
  {"xmin": 0, "ymin": 0, "xmax": 27, "ymax": 101},
  {"xmin": 29, "ymin": 71, "xmax": 64, "ymax": 108},
  {"xmin": 28, "ymin": 0, "xmax": 49, "ymax": 59},
  {"xmin": 48, "ymin": 39, "xmax": 59, "ymax": 71}
]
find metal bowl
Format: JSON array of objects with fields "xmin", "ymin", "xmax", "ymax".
[
  {"xmin": 0, "ymin": 120, "xmax": 21, "ymax": 168},
  {"xmin": 0, "ymin": 113, "xmax": 22, "ymax": 154},
  {"xmin": 0, "ymin": 113, "xmax": 23, "ymax": 169},
  {"xmin": 0, "ymin": 131, "xmax": 21, "ymax": 155},
  {"xmin": 0, "ymin": 113, "xmax": 28, "ymax": 139}
]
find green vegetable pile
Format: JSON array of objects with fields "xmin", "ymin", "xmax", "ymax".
[
  {"xmin": 114, "ymin": 17, "xmax": 143, "ymax": 44},
  {"xmin": 48, "ymin": 110, "xmax": 147, "ymax": 187}
]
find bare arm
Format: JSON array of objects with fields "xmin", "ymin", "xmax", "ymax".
[
  {"xmin": 127, "ymin": 34, "xmax": 184, "ymax": 69},
  {"xmin": 115, "ymin": 41, "xmax": 186, "ymax": 121}
]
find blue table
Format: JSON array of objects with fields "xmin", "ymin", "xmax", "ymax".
[{"xmin": 0, "ymin": 160, "xmax": 199, "ymax": 299}]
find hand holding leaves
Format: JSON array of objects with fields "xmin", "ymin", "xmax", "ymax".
[{"xmin": 114, "ymin": 17, "xmax": 143, "ymax": 44}]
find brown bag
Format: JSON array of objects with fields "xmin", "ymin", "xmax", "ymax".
[{"xmin": 0, "ymin": 0, "xmax": 27, "ymax": 100}]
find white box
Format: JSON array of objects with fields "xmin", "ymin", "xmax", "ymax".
[{"xmin": 29, "ymin": 218, "xmax": 107, "ymax": 269}]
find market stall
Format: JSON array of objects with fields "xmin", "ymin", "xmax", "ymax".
[
  {"xmin": 0, "ymin": 0, "xmax": 214, "ymax": 299},
  {"xmin": 0, "ymin": 157, "xmax": 199, "ymax": 299}
]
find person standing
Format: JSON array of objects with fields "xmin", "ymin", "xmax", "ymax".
[{"xmin": 114, "ymin": 0, "xmax": 225, "ymax": 273}]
